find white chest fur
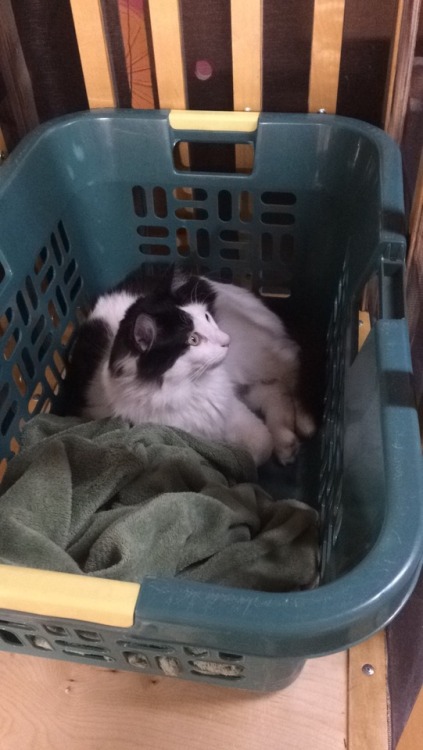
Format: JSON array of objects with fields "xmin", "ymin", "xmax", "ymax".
[{"xmin": 86, "ymin": 357, "xmax": 231, "ymax": 441}]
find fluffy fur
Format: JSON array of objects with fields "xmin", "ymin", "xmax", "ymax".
[{"xmin": 66, "ymin": 267, "xmax": 315, "ymax": 465}]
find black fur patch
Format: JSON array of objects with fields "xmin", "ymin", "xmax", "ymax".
[
  {"xmin": 64, "ymin": 318, "xmax": 112, "ymax": 414},
  {"xmin": 172, "ymin": 276, "xmax": 216, "ymax": 316},
  {"xmin": 112, "ymin": 265, "xmax": 216, "ymax": 316},
  {"xmin": 112, "ymin": 265, "xmax": 150, "ymax": 297},
  {"xmin": 112, "ymin": 264, "xmax": 175, "ymax": 298},
  {"xmin": 68, "ymin": 267, "xmax": 215, "ymax": 401},
  {"xmin": 110, "ymin": 295, "xmax": 194, "ymax": 383}
]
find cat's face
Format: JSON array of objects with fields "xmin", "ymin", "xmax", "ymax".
[
  {"xmin": 173, "ymin": 302, "xmax": 230, "ymax": 379},
  {"xmin": 109, "ymin": 297, "xmax": 230, "ymax": 384}
]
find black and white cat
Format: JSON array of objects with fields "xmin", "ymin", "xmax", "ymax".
[{"xmin": 65, "ymin": 267, "xmax": 315, "ymax": 466}]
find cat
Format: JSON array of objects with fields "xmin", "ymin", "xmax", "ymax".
[{"xmin": 65, "ymin": 267, "xmax": 315, "ymax": 466}]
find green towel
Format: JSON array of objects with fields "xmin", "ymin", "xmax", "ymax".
[{"xmin": 0, "ymin": 415, "xmax": 318, "ymax": 591}]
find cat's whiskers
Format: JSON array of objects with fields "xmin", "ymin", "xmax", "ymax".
[
  {"xmin": 189, "ymin": 354, "xmax": 224, "ymax": 382},
  {"xmin": 189, "ymin": 362, "xmax": 209, "ymax": 382}
]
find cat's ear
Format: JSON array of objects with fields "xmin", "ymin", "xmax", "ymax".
[{"xmin": 133, "ymin": 314, "xmax": 157, "ymax": 352}]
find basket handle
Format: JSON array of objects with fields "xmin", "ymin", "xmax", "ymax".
[
  {"xmin": 379, "ymin": 257, "xmax": 405, "ymax": 320},
  {"xmin": 169, "ymin": 109, "xmax": 259, "ymax": 174},
  {"xmin": 169, "ymin": 109, "xmax": 259, "ymax": 144}
]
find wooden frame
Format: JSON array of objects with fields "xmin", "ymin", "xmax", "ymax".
[
  {"xmin": 308, "ymin": 0, "xmax": 346, "ymax": 113},
  {"xmin": 0, "ymin": 127, "xmax": 7, "ymax": 158},
  {"xmin": 148, "ymin": 0, "xmax": 186, "ymax": 109},
  {"xmin": 231, "ymin": 0, "xmax": 262, "ymax": 112},
  {"xmin": 69, "ymin": 0, "xmax": 116, "ymax": 108},
  {"xmin": 348, "ymin": 633, "xmax": 389, "ymax": 750},
  {"xmin": 383, "ymin": 0, "xmax": 422, "ymax": 141}
]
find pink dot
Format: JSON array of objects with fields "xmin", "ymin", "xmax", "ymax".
[{"xmin": 195, "ymin": 60, "xmax": 213, "ymax": 81}]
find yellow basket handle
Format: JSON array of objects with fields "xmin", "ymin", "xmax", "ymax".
[{"xmin": 169, "ymin": 109, "xmax": 259, "ymax": 133}]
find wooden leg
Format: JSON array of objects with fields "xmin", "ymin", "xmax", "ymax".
[{"xmin": 348, "ymin": 632, "xmax": 390, "ymax": 750}]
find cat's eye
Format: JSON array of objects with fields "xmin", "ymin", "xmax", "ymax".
[{"xmin": 188, "ymin": 332, "xmax": 201, "ymax": 346}]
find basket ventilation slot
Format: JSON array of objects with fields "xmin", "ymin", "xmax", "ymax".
[
  {"xmin": 0, "ymin": 615, "xmax": 249, "ymax": 682},
  {"xmin": 131, "ymin": 185, "xmax": 297, "ymax": 293},
  {"xmin": 0, "ymin": 221, "xmax": 83, "ymax": 459},
  {"xmin": 319, "ymin": 258, "xmax": 349, "ymax": 576}
]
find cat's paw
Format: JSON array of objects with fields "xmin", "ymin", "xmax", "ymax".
[
  {"xmin": 273, "ymin": 426, "xmax": 300, "ymax": 465},
  {"xmin": 273, "ymin": 400, "xmax": 316, "ymax": 463},
  {"xmin": 226, "ymin": 398, "xmax": 274, "ymax": 467},
  {"xmin": 295, "ymin": 406, "xmax": 316, "ymax": 439},
  {"xmin": 239, "ymin": 422, "xmax": 273, "ymax": 466}
]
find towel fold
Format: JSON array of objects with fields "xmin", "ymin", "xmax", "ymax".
[{"xmin": 0, "ymin": 415, "xmax": 318, "ymax": 591}]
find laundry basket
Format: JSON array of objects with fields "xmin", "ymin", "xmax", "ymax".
[{"xmin": 0, "ymin": 109, "xmax": 421, "ymax": 691}]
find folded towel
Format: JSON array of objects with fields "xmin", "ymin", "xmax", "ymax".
[{"xmin": 0, "ymin": 415, "xmax": 318, "ymax": 591}]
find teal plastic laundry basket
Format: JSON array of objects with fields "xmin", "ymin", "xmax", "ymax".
[{"xmin": 0, "ymin": 109, "xmax": 421, "ymax": 691}]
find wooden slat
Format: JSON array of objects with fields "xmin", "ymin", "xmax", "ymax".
[
  {"xmin": 69, "ymin": 0, "xmax": 115, "ymax": 108},
  {"xmin": 231, "ymin": 0, "xmax": 262, "ymax": 173},
  {"xmin": 148, "ymin": 0, "xmax": 186, "ymax": 109},
  {"xmin": 231, "ymin": 0, "xmax": 262, "ymax": 111},
  {"xmin": 308, "ymin": 0, "xmax": 346, "ymax": 113},
  {"xmin": 384, "ymin": 0, "xmax": 422, "ymax": 141},
  {"xmin": 0, "ymin": 127, "xmax": 7, "ymax": 158},
  {"xmin": 348, "ymin": 632, "xmax": 390, "ymax": 750},
  {"xmin": 383, "ymin": 0, "xmax": 405, "ymax": 129}
]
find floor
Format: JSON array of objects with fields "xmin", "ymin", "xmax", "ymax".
[
  {"xmin": 397, "ymin": 688, "xmax": 423, "ymax": 750},
  {"xmin": 0, "ymin": 649, "xmax": 347, "ymax": 750}
]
